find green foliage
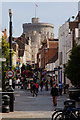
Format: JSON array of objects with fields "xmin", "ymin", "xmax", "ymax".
[
  {"xmin": 2, "ymin": 36, "xmax": 9, "ymax": 66},
  {"xmin": 2, "ymin": 36, "xmax": 9, "ymax": 91},
  {"xmin": 2, "ymin": 35, "xmax": 15, "ymax": 91},
  {"xmin": 2, "ymin": 35, "xmax": 15, "ymax": 67},
  {"xmin": 65, "ymin": 44, "xmax": 80, "ymax": 87}
]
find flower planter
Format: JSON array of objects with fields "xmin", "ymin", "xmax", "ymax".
[{"xmin": 69, "ymin": 88, "xmax": 80, "ymax": 101}]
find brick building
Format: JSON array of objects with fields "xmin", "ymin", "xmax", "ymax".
[{"xmin": 37, "ymin": 38, "xmax": 58, "ymax": 69}]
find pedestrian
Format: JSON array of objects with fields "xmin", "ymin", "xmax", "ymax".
[
  {"xmin": 51, "ymin": 83, "xmax": 58, "ymax": 106},
  {"xmin": 45, "ymin": 80, "xmax": 48, "ymax": 91},
  {"xmin": 31, "ymin": 83, "xmax": 37, "ymax": 97},
  {"xmin": 50, "ymin": 77, "xmax": 53, "ymax": 88},
  {"xmin": 24, "ymin": 82, "xmax": 27, "ymax": 90},
  {"xmin": 30, "ymin": 81, "xmax": 33, "ymax": 93},
  {"xmin": 59, "ymin": 81, "xmax": 63, "ymax": 95},
  {"xmin": 16, "ymin": 77, "xmax": 20, "ymax": 88},
  {"xmin": 36, "ymin": 82, "xmax": 39, "ymax": 94},
  {"xmin": 21, "ymin": 83, "xmax": 23, "ymax": 89},
  {"xmin": 40, "ymin": 79, "xmax": 43, "ymax": 91}
]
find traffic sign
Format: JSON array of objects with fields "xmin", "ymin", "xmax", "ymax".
[{"xmin": 6, "ymin": 70, "xmax": 15, "ymax": 78}]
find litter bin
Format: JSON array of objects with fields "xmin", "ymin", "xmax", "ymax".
[
  {"xmin": 2, "ymin": 95, "xmax": 10, "ymax": 113},
  {"xmin": 7, "ymin": 86, "xmax": 14, "ymax": 112}
]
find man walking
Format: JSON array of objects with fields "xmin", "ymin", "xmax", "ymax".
[
  {"xmin": 31, "ymin": 83, "xmax": 37, "ymax": 97},
  {"xmin": 59, "ymin": 81, "xmax": 63, "ymax": 95},
  {"xmin": 45, "ymin": 80, "xmax": 48, "ymax": 91},
  {"xmin": 51, "ymin": 84, "xmax": 58, "ymax": 106},
  {"xmin": 50, "ymin": 77, "xmax": 53, "ymax": 88},
  {"xmin": 40, "ymin": 80, "xmax": 43, "ymax": 91}
]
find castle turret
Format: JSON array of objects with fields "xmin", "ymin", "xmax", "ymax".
[
  {"xmin": 23, "ymin": 17, "xmax": 54, "ymax": 64},
  {"xmin": 32, "ymin": 17, "xmax": 39, "ymax": 23}
]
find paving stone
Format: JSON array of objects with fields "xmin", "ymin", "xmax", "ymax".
[
  {"xmin": 2, "ymin": 118, "xmax": 51, "ymax": 120},
  {"xmin": 2, "ymin": 87, "xmax": 69, "ymax": 119}
]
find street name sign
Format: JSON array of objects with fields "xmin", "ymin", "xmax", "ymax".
[{"xmin": 6, "ymin": 70, "xmax": 15, "ymax": 78}]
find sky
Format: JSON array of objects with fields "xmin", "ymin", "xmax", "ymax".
[{"xmin": 1, "ymin": 2, "xmax": 78, "ymax": 38}]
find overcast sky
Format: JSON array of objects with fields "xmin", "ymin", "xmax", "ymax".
[{"xmin": 2, "ymin": 2, "xmax": 78, "ymax": 38}]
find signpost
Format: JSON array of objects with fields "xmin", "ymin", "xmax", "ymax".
[{"xmin": 6, "ymin": 70, "xmax": 15, "ymax": 78}]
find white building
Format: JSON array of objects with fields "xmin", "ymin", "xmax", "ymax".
[
  {"xmin": 78, "ymin": 1, "xmax": 80, "ymax": 12},
  {"xmin": 56, "ymin": 15, "xmax": 79, "ymax": 86},
  {"xmin": 58, "ymin": 21, "xmax": 73, "ymax": 84}
]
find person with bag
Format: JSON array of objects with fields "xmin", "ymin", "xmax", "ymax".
[
  {"xmin": 36, "ymin": 82, "xmax": 39, "ymax": 94},
  {"xmin": 51, "ymin": 83, "xmax": 58, "ymax": 106}
]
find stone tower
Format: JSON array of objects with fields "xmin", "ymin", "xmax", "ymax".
[{"xmin": 23, "ymin": 17, "xmax": 54, "ymax": 65}]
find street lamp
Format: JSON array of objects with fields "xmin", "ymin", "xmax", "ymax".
[
  {"xmin": 9, "ymin": 9, "xmax": 13, "ymax": 86},
  {"xmin": 7, "ymin": 9, "xmax": 14, "ymax": 112},
  {"xmin": 9, "ymin": 9, "xmax": 13, "ymax": 71}
]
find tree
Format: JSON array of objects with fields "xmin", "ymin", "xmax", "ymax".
[
  {"xmin": 65, "ymin": 44, "xmax": 80, "ymax": 88},
  {"xmin": 2, "ymin": 36, "xmax": 9, "ymax": 67},
  {"xmin": 2, "ymin": 36, "xmax": 9, "ymax": 91},
  {"xmin": 2, "ymin": 35, "xmax": 14, "ymax": 91}
]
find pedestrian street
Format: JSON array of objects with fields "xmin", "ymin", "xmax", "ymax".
[{"xmin": 1, "ymin": 87, "xmax": 69, "ymax": 119}]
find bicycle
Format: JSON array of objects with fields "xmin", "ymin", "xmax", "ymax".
[
  {"xmin": 52, "ymin": 99, "xmax": 80, "ymax": 120},
  {"xmin": 54, "ymin": 107, "xmax": 80, "ymax": 120},
  {"xmin": 52, "ymin": 108, "xmax": 63, "ymax": 120}
]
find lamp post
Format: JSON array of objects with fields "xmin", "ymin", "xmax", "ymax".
[
  {"xmin": 9, "ymin": 9, "xmax": 12, "ymax": 71},
  {"xmin": 7, "ymin": 9, "xmax": 14, "ymax": 112},
  {"xmin": 9, "ymin": 9, "xmax": 13, "ymax": 86}
]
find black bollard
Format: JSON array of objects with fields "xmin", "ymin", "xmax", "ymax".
[
  {"xmin": 7, "ymin": 86, "xmax": 14, "ymax": 112},
  {"xmin": 2, "ymin": 95, "xmax": 10, "ymax": 113}
]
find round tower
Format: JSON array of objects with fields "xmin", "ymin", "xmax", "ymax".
[{"xmin": 32, "ymin": 17, "xmax": 40, "ymax": 23}]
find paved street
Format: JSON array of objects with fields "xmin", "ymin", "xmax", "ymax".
[
  {"xmin": 14, "ymin": 87, "xmax": 69, "ymax": 111},
  {"xmin": 1, "ymin": 87, "xmax": 69, "ymax": 120}
]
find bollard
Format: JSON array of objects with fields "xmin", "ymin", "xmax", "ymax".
[
  {"xmin": 2, "ymin": 95, "xmax": 10, "ymax": 113},
  {"xmin": 7, "ymin": 86, "xmax": 14, "ymax": 112}
]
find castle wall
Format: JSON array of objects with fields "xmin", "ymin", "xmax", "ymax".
[{"xmin": 23, "ymin": 18, "xmax": 54, "ymax": 64}]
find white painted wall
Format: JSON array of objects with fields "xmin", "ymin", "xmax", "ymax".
[
  {"xmin": 78, "ymin": 1, "xmax": 80, "ymax": 12},
  {"xmin": 58, "ymin": 22, "xmax": 73, "ymax": 84},
  {"xmin": 77, "ymin": 23, "xmax": 80, "ymax": 45},
  {"xmin": 58, "ymin": 22, "xmax": 72, "ymax": 65}
]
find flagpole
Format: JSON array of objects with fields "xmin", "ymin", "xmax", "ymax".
[
  {"xmin": 34, "ymin": 3, "xmax": 38, "ymax": 18},
  {"xmin": 35, "ymin": 6, "xmax": 36, "ymax": 18}
]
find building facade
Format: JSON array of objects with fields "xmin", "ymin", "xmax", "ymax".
[
  {"xmin": 56, "ymin": 18, "xmax": 79, "ymax": 85},
  {"xmin": 37, "ymin": 38, "xmax": 58, "ymax": 69},
  {"xmin": 12, "ymin": 41, "xmax": 19, "ymax": 67},
  {"xmin": 13, "ymin": 33, "xmax": 32, "ymax": 67}
]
